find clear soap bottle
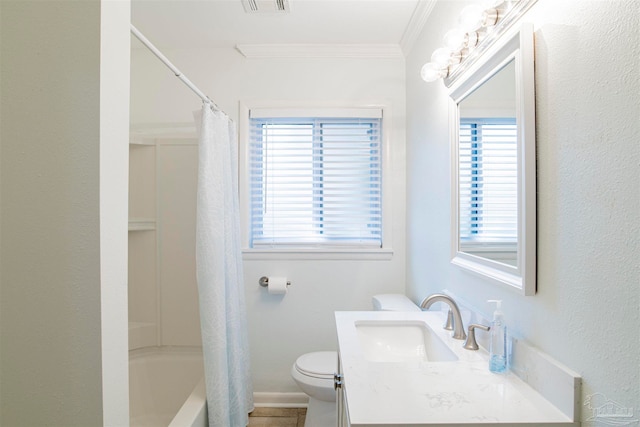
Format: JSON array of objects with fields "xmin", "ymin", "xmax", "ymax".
[{"xmin": 488, "ymin": 300, "xmax": 507, "ymax": 373}]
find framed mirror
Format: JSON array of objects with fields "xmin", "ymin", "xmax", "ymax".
[{"xmin": 449, "ymin": 23, "xmax": 536, "ymax": 295}]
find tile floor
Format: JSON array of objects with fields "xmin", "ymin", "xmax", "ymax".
[{"xmin": 248, "ymin": 407, "xmax": 307, "ymax": 426}]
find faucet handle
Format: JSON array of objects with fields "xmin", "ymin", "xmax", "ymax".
[{"xmin": 463, "ymin": 324, "xmax": 490, "ymax": 350}]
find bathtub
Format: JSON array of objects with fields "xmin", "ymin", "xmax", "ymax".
[{"xmin": 129, "ymin": 347, "xmax": 207, "ymax": 427}]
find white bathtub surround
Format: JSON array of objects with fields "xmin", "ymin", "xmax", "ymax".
[
  {"xmin": 169, "ymin": 378, "xmax": 208, "ymax": 427},
  {"xmin": 130, "ymin": 347, "xmax": 205, "ymax": 427},
  {"xmin": 195, "ymin": 105, "xmax": 254, "ymax": 426},
  {"xmin": 335, "ymin": 310, "xmax": 581, "ymax": 426}
]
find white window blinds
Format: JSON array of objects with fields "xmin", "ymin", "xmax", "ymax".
[
  {"xmin": 459, "ymin": 118, "xmax": 518, "ymax": 243},
  {"xmin": 248, "ymin": 111, "xmax": 383, "ymax": 247}
]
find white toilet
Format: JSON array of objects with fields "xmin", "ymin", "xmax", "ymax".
[{"xmin": 291, "ymin": 294, "xmax": 420, "ymax": 426}]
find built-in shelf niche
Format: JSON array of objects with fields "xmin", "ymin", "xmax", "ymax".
[
  {"xmin": 128, "ymin": 321, "xmax": 157, "ymax": 350},
  {"xmin": 128, "ymin": 138, "xmax": 158, "ymax": 350},
  {"xmin": 128, "ymin": 218, "xmax": 156, "ymax": 231},
  {"xmin": 129, "ymin": 141, "xmax": 156, "ymax": 221},
  {"xmin": 128, "ymin": 131, "xmax": 203, "ymax": 350}
]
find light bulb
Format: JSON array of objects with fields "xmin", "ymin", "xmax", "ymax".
[
  {"xmin": 420, "ymin": 62, "xmax": 447, "ymax": 82},
  {"xmin": 431, "ymin": 47, "xmax": 454, "ymax": 68},
  {"xmin": 443, "ymin": 28, "xmax": 467, "ymax": 51},
  {"xmin": 459, "ymin": 4, "xmax": 485, "ymax": 32}
]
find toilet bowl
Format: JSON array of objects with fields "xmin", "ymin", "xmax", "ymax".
[
  {"xmin": 290, "ymin": 351, "xmax": 337, "ymax": 402},
  {"xmin": 290, "ymin": 350, "xmax": 339, "ymax": 426},
  {"xmin": 291, "ymin": 294, "xmax": 420, "ymax": 425}
]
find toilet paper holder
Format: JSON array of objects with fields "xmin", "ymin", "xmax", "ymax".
[{"xmin": 259, "ymin": 276, "xmax": 291, "ymax": 287}]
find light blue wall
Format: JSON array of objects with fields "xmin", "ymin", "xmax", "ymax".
[{"xmin": 406, "ymin": 0, "xmax": 639, "ymax": 421}]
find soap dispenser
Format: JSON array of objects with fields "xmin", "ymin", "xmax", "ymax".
[{"xmin": 487, "ymin": 300, "xmax": 507, "ymax": 373}]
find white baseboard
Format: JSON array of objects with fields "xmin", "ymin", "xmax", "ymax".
[{"xmin": 253, "ymin": 392, "xmax": 309, "ymax": 408}]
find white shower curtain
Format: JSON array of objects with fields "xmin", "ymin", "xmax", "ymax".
[{"xmin": 195, "ymin": 104, "xmax": 254, "ymax": 426}]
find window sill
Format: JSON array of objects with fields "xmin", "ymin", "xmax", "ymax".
[{"xmin": 242, "ymin": 248, "xmax": 394, "ymax": 261}]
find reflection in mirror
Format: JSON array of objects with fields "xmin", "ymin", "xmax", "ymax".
[{"xmin": 458, "ymin": 60, "xmax": 517, "ymax": 267}]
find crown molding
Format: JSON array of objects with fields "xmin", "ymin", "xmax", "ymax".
[
  {"xmin": 399, "ymin": 0, "xmax": 437, "ymax": 56},
  {"xmin": 235, "ymin": 43, "xmax": 404, "ymax": 59}
]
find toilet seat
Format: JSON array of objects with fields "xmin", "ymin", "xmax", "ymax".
[
  {"xmin": 294, "ymin": 351, "xmax": 336, "ymax": 379},
  {"xmin": 291, "ymin": 351, "xmax": 337, "ymax": 403}
]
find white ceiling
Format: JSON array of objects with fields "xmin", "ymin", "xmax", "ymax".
[{"xmin": 131, "ymin": 0, "xmax": 433, "ymax": 53}]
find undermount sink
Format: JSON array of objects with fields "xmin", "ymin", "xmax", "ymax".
[{"xmin": 355, "ymin": 320, "xmax": 459, "ymax": 363}]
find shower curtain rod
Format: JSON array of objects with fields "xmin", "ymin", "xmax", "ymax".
[{"xmin": 130, "ymin": 24, "xmax": 217, "ymax": 108}]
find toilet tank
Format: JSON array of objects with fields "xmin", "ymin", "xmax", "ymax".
[{"xmin": 372, "ymin": 294, "xmax": 420, "ymax": 311}]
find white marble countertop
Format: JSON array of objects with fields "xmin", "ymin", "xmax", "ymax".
[{"xmin": 335, "ymin": 311, "xmax": 576, "ymax": 426}]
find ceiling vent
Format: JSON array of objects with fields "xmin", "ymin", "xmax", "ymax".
[{"xmin": 242, "ymin": 0, "xmax": 290, "ymax": 13}]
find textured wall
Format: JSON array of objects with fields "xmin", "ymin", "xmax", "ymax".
[
  {"xmin": 1, "ymin": 1, "xmax": 131, "ymax": 424},
  {"xmin": 406, "ymin": 0, "xmax": 640, "ymax": 420},
  {"xmin": 0, "ymin": 1, "xmax": 104, "ymax": 425}
]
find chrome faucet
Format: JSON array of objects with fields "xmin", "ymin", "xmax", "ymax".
[{"xmin": 420, "ymin": 294, "xmax": 466, "ymax": 340}]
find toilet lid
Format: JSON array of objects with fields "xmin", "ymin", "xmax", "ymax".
[{"xmin": 295, "ymin": 351, "xmax": 337, "ymax": 379}]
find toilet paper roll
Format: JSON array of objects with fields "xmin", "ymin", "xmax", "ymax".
[{"xmin": 267, "ymin": 276, "xmax": 288, "ymax": 295}]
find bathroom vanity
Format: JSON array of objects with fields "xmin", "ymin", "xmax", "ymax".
[{"xmin": 334, "ymin": 311, "xmax": 580, "ymax": 426}]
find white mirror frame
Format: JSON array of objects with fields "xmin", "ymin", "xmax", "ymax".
[{"xmin": 449, "ymin": 23, "xmax": 536, "ymax": 295}]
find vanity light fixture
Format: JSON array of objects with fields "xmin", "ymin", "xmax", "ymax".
[
  {"xmin": 420, "ymin": 62, "xmax": 449, "ymax": 82},
  {"xmin": 422, "ymin": 45, "xmax": 464, "ymax": 82},
  {"xmin": 443, "ymin": 28, "xmax": 479, "ymax": 52},
  {"xmin": 421, "ymin": 0, "xmax": 530, "ymax": 83},
  {"xmin": 459, "ymin": 4, "xmax": 499, "ymax": 32},
  {"xmin": 431, "ymin": 47, "xmax": 462, "ymax": 68}
]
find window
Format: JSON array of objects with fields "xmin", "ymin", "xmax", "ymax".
[
  {"xmin": 246, "ymin": 108, "xmax": 383, "ymax": 250},
  {"xmin": 458, "ymin": 118, "xmax": 518, "ymax": 244}
]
